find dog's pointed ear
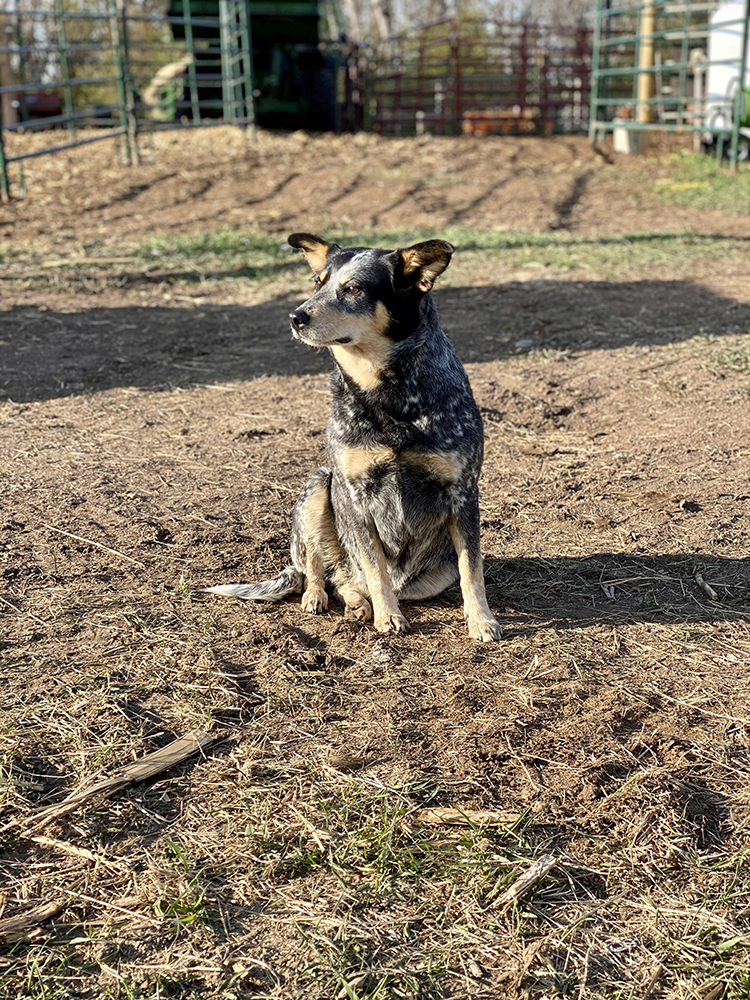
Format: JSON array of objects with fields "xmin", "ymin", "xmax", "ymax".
[
  {"xmin": 395, "ymin": 239, "xmax": 454, "ymax": 293},
  {"xmin": 288, "ymin": 233, "xmax": 339, "ymax": 273}
]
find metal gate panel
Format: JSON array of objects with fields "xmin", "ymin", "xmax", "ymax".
[{"xmin": 366, "ymin": 18, "xmax": 592, "ymax": 137}]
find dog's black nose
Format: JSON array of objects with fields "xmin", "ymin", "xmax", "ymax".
[{"xmin": 290, "ymin": 309, "xmax": 309, "ymax": 333}]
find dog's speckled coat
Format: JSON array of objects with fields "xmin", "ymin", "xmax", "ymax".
[{"xmin": 207, "ymin": 234, "xmax": 501, "ymax": 641}]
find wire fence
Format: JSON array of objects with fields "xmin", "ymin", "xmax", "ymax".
[{"xmin": 0, "ymin": 0, "xmax": 255, "ymax": 199}]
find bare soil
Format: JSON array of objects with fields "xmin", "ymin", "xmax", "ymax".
[
  {"xmin": 1, "ymin": 128, "xmax": 749, "ymax": 999},
  {"xmin": 5, "ymin": 127, "xmax": 750, "ymax": 249}
]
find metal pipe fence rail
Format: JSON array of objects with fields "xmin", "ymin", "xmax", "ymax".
[
  {"xmin": 365, "ymin": 18, "xmax": 592, "ymax": 138},
  {"xmin": 0, "ymin": 0, "xmax": 256, "ymax": 200},
  {"xmin": 589, "ymin": 0, "xmax": 750, "ymax": 168}
]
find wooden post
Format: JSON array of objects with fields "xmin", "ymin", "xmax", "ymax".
[
  {"xmin": 0, "ymin": 18, "xmax": 18, "ymax": 128},
  {"xmin": 636, "ymin": 0, "xmax": 655, "ymax": 149}
]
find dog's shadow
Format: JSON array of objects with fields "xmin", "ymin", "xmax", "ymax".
[
  {"xmin": 474, "ymin": 551, "xmax": 750, "ymax": 634},
  {"xmin": 4, "ymin": 275, "xmax": 750, "ymax": 402}
]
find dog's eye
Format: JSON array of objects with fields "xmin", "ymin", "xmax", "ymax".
[
  {"xmin": 313, "ymin": 276, "xmax": 322, "ymax": 290},
  {"xmin": 345, "ymin": 285, "xmax": 361, "ymax": 296}
]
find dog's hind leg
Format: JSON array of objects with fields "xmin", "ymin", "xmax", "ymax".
[
  {"xmin": 291, "ymin": 468, "xmax": 341, "ymax": 615},
  {"xmin": 333, "ymin": 582, "xmax": 373, "ymax": 622},
  {"xmin": 398, "ymin": 561, "xmax": 459, "ymax": 601},
  {"xmin": 448, "ymin": 499, "xmax": 502, "ymax": 642},
  {"xmin": 206, "ymin": 468, "xmax": 338, "ymax": 609}
]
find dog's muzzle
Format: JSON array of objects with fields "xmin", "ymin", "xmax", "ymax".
[{"xmin": 289, "ymin": 308, "xmax": 351, "ymax": 346}]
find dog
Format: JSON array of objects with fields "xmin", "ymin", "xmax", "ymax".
[{"xmin": 206, "ymin": 233, "xmax": 501, "ymax": 641}]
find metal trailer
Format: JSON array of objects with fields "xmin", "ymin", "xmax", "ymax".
[
  {"xmin": 702, "ymin": 0, "xmax": 750, "ymax": 159},
  {"xmin": 588, "ymin": 0, "xmax": 750, "ymax": 169}
]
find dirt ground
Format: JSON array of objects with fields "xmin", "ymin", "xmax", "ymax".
[
  {"xmin": 5, "ymin": 127, "xmax": 750, "ymax": 251},
  {"xmin": 1, "ymin": 129, "xmax": 750, "ymax": 999}
]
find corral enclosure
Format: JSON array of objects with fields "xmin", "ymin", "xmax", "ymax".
[
  {"xmin": 1, "ymin": 127, "xmax": 750, "ymax": 999},
  {"xmin": 589, "ymin": 0, "xmax": 750, "ymax": 165},
  {"xmin": 1, "ymin": 1, "xmax": 595, "ymax": 199},
  {"xmin": 367, "ymin": 18, "xmax": 591, "ymax": 136}
]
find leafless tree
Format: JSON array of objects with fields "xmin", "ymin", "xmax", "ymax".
[
  {"xmin": 370, "ymin": 0, "xmax": 392, "ymax": 42},
  {"xmin": 339, "ymin": 0, "xmax": 593, "ymax": 40}
]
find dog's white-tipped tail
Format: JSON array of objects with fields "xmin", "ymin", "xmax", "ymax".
[{"xmin": 204, "ymin": 567, "xmax": 303, "ymax": 603}]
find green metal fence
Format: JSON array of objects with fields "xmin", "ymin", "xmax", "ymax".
[
  {"xmin": 0, "ymin": 0, "xmax": 256, "ymax": 200},
  {"xmin": 589, "ymin": 0, "xmax": 750, "ymax": 168}
]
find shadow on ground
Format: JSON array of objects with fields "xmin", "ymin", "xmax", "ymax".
[
  {"xmin": 481, "ymin": 552, "xmax": 750, "ymax": 632},
  {"xmin": 2, "ymin": 278, "xmax": 750, "ymax": 402}
]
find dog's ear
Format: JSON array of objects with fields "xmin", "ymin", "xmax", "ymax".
[
  {"xmin": 288, "ymin": 233, "xmax": 339, "ymax": 273},
  {"xmin": 395, "ymin": 240, "xmax": 454, "ymax": 293}
]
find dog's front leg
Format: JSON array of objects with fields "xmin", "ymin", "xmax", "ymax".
[
  {"xmin": 356, "ymin": 519, "xmax": 409, "ymax": 634},
  {"xmin": 291, "ymin": 468, "xmax": 340, "ymax": 615},
  {"xmin": 448, "ymin": 498, "xmax": 502, "ymax": 642}
]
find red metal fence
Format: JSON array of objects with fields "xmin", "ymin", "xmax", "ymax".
[{"xmin": 366, "ymin": 18, "xmax": 592, "ymax": 137}]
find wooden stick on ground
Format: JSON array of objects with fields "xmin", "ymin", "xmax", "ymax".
[
  {"xmin": 412, "ymin": 807, "xmax": 524, "ymax": 827},
  {"xmin": 496, "ymin": 855, "xmax": 558, "ymax": 907},
  {"xmin": 40, "ymin": 522, "xmax": 147, "ymax": 569},
  {"xmin": 29, "ymin": 835, "xmax": 125, "ymax": 870},
  {"xmin": 3, "ymin": 730, "xmax": 214, "ymax": 835},
  {"xmin": 0, "ymin": 900, "xmax": 65, "ymax": 943},
  {"xmin": 694, "ymin": 571, "xmax": 718, "ymax": 601}
]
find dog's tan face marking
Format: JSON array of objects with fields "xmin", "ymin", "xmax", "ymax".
[
  {"xmin": 400, "ymin": 450, "xmax": 463, "ymax": 483},
  {"xmin": 340, "ymin": 444, "xmax": 394, "ymax": 480},
  {"xmin": 336, "ymin": 269, "xmax": 362, "ymax": 292},
  {"xmin": 317, "ymin": 268, "xmax": 329, "ymax": 286},
  {"xmin": 329, "ymin": 301, "xmax": 393, "ymax": 390}
]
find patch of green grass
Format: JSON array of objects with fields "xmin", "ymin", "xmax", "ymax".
[
  {"xmin": 132, "ymin": 226, "xmax": 293, "ymax": 281},
  {"xmin": 6, "ymin": 222, "xmax": 747, "ymax": 293},
  {"xmin": 292, "ymin": 226, "xmax": 746, "ymax": 280},
  {"xmin": 115, "ymin": 223, "xmax": 750, "ymax": 285},
  {"xmin": 647, "ymin": 152, "xmax": 750, "ymax": 213},
  {"xmin": 153, "ymin": 883, "xmax": 207, "ymax": 926},
  {"xmin": 297, "ymin": 914, "xmax": 453, "ymax": 1000},
  {"xmin": 137, "ymin": 226, "xmax": 282, "ymax": 262},
  {"xmin": 709, "ymin": 346, "xmax": 750, "ymax": 376},
  {"xmin": 8, "ymin": 947, "xmax": 91, "ymax": 1000}
]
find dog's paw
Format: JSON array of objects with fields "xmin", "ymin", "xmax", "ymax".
[
  {"xmin": 301, "ymin": 588, "xmax": 328, "ymax": 614},
  {"xmin": 374, "ymin": 612, "xmax": 410, "ymax": 634},
  {"xmin": 344, "ymin": 597, "xmax": 373, "ymax": 622},
  {"xmin": 468, "ymin": 616, "xmax": 502, "ymax": 642}
]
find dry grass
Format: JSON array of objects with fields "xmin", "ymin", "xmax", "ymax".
[
  {"xmin": 3, "ymin": 624, "xmax": 750, "ymax": 1000},
  {"xmin": 2, "ymin": 479, "xmax": 750, "ymax": 999},
  {"xmin": 2, "ymin": 130, "xmax": 750, "ymax": 999}
]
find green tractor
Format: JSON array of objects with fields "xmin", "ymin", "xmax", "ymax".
[{"xmin": 167, "ymin": 0, "xmax": 342, "ymax": 129}]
